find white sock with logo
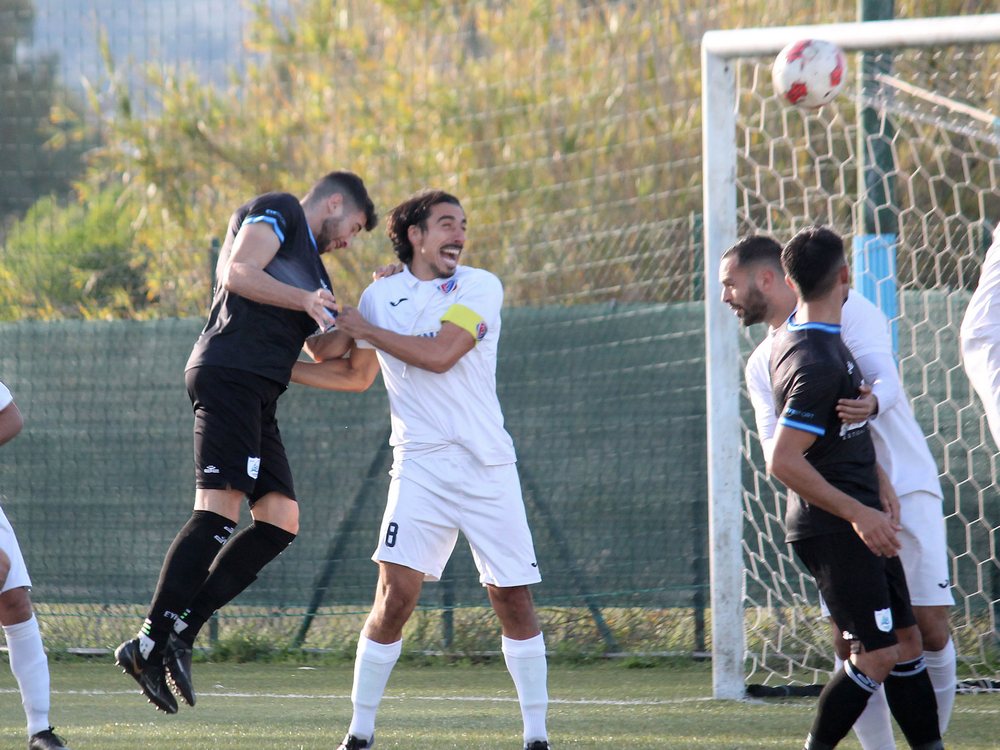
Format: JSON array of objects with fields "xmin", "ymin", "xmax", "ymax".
[
  {"xmin": 502, "ymin": 633, "xmax": 548, "ymax": 744},
  {"xmin": 348, "ymin": 636, "xmax": 402, "ymax": 741},
  {"xmin": 4, "ymin": 615, "xmax": 51, "ymax": 736},
  {"xmin": 835, "ymin": 654, "xmax": 895, "ymax": 750},
  {"xmin": 923, "ymin": 639, "xmax": 957, "ymax": 734}
]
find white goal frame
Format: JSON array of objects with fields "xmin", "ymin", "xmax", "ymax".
[{"xmin": 701, "ymin": 13, "xmax": 1000, "ymax": 700}]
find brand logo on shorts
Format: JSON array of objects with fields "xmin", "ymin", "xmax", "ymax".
[
  {"xmin": 874, "ymin": 607, "xmax": 893, "ymax": 633},
  {"xmin": 937, "ymin": 579, "xmax": 950, "ymax": 589},
  {"xmin": 247, "ymin": 456, "xmax": 261, "ymax": 479},
  {"xmin": 841, "ymin": 630, "xmax": 856, "ymax": 641},
  {"xmin": 203, "ymin": 465, "xmax": 220, "ymax": 474}
]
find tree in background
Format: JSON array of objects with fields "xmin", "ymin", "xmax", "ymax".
[{"xmin": 0, "ymin": 0, "xmax": 88, "ymax": 229}]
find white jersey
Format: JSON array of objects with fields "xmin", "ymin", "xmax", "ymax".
[
  {"xmin": 746, "ymin": 290, "xmax": 942, "ymax": 499},
  {"xmin": 357, "ymin": 264, "xmax": 516, "ymax": 466},
  {"xmin": 960, "ymin": 225, "xmax": 1000, "ymax": 342},
  {"xmin": 0, "ymin": 379, "xmax": 10, "ymax": 411}
]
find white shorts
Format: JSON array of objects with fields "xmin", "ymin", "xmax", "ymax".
[
  {"xmin": 0, "ymin": 505, "xmax": 32, "ymax": 593},
  {"xmin": 373, "ymin": 448, "xmax": 541, "ymax": 587},
  {"xmin": 960, "ymin": 335, "xmax": 1000, "ymax": 452},
  {"xmin": 821, "ymin": 490, "xmax": 953, "ymax": 615}
]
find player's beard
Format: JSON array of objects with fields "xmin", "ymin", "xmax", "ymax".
[
  {"xmin": 315, "ymin": 217, "xmax": 345, "ymax": 254},
  {"xmin": 737, "ymin": 284, "xmax": 769, "ymax": 326}
]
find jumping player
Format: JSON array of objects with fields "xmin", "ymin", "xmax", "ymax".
[
  {"xmin": 114, "ymin": 171, "xmax": 377, "ymax": 713},
  {"xmin": 292, "ymin": 189, "xmax": 551, "ymax": 750}
]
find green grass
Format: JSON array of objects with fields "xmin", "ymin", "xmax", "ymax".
[{"xmin": 0, "ymin": 658, "xmax": 997, "ymax": 749}]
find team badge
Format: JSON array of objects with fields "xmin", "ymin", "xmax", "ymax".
[
  {"xmin": 439, "ymin": 278, "xmax": 458, "ymax": 294},
  {"xmin": 874, "ymin": 607, "xmax": 893, "ymax": 633},
  {"xmin": 476, "ymin": 321, "xmax": 488, "ymax": 340}
]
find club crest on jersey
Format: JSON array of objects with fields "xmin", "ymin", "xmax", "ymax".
[
  {"xmin": 874, "ymin": 607, "xmax": 893, "ymax": 633},
  {"xmin": 438, "ymin": 278, "xmax": 458, "ymax": 294},
  {"xmin": 476, "ymin": 321, "xmax": 488, "ymax": 340}
]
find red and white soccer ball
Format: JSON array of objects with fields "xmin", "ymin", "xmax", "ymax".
[{"xmin": 772, "ymin": 38, "xmax": 847, "ymax": 109}]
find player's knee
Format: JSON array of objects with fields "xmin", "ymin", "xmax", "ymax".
[
  {"xmin": 855, "ymin": 643, "xmax": 900, "ymax": 682},
  {"xmin": 917, "ymin": 615, "xmax": 952, "ymax": 652},
  {"xmin": 0, "ymin": 586, "xmax": 33, "ymax": 625}
]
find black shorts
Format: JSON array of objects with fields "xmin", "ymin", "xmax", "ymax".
[
  {"xmin": 792, "ymin": 530, "xmax": 915, "ymax": 652},
  {"xmin": 186, "ymin": 365, "xmax": 295, "ymax": 504}
]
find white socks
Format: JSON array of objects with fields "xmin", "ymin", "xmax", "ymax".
[
  {"xmin": 502, "ymin": 633, "xmax": 549, "ymax": 744},
  {"xmin": 835, "ymin": 654, "xmax": 895, "ymax": 750},
  {"xmin": 4, "ymin": 615, "xmax": 51, "ymax": 736},
  {"xmin": 348, "ymin": 635, "xmax": 402, "ymax": 741},
  {"xmin": 923, "ymin": 639, "xmax": 957, "ymax": 734}
]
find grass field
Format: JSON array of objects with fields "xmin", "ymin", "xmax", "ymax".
[{"xmin": 1, "ymin": 658, "xmax": 998, "ymax": 749}]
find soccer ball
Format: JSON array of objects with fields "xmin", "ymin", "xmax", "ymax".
[{"xmin": 772, "ymin": 39, "xmax": 847, "ymax": 109}]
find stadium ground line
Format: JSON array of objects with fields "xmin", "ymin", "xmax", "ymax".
[{"xmin": 0, "ymin": 687, "xmax": 704, "ymax": 707}]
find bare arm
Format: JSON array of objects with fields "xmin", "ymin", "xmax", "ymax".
[
  {"xmin": 302, "ymin": 329, "xmax": 355, "ymax": 362},
  {"xmin": 222, "ymin": 223, "xmax": 337, "ymax": 331},
  {"xmin": 291, "ymin": 345, "xmax": 380, "ymax": 393},
  {"xmin": 336, "ymin": 307, "xmax": 475, "ymax": 374},
  {"xmin": 770, "ymin": 424, "xmax": 901, "ymax": 557},
  {"xmin": 875, "ymin": 461, "xmax": 901, "ymax": 525},
  {"xmin": 0, "ymin": 400, "xmax": 23, "ymax": 447}
]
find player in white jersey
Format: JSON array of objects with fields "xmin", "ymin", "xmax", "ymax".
[
  {"xmin": 719, "ymin": 236, "xmax": 955, "ymax": 749},
  {"xmin": 292, "ymin": 190, "xmax": 550, "ymax": 750},
  {"xmin": 960, "ymin": 225, "xmax": 1000, "ymax": 451},
  {"xmin": 0, "ymin": 380, "xmax": 73, "ymax": 750}
]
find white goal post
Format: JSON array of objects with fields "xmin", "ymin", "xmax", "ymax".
[{"xmin": 702, "ymin": 14, "xmax": 1000, "ymax": 700}]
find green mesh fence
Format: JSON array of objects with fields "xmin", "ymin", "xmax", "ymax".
[{"xmin": 0, "ymin": 304, "xmax": 708, "ymax": 652}]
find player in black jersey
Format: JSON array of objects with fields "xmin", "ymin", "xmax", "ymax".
[
  {"xmin": 115, "ymin": 171, "xmax": 377, "ymax": 714},
  {"xmin": 769, "ymin": 227, "xmax": 943, "ymax": 750}
]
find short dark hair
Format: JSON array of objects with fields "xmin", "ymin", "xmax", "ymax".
[
  {"xmin": 385, "ymin": 190, "xmax": 463, "ymax": 264},
  {"xmin": 781, "ymin": 226, "xmax": 846, "ymax": 301},
  {"xmin": 721, "ymin": 235, "xmax": 783, "ymax": 271},
  {"xmin": 304, "ymin": 171, "xmax": 378, "ymax": 231}
]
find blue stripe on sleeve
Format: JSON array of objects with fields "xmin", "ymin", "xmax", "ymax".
[
  {"xmin": 244, "ymin": 215, "xmax": 285, "ymax": 243},
  {"xmin": 778, "ymin": 416, "xmax": 825, "ymax": 436}
]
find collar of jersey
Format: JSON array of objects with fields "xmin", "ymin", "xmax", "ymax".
[
  {"xmin": 786, "ymin": 311, "xmax": 841, "ymax": 334},
  {"xmin": 307, "ymin": 224, "xmax": 318, "ymax": 253},
  {"xmin": 399, "ymin": 265, "xmax": 461, "ymax": 289}
]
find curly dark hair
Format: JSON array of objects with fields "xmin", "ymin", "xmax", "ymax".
[{"xmin": 385, "ymin": 190, "xmax": 462, "ymax": 264}]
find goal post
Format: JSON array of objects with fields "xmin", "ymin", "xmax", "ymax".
[{"xmin": 702, "ymin": 13, "xmax": 1000, "ymax": 700}]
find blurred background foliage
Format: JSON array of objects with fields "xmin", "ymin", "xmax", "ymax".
[{"xmin": 0, "ymin": 0, "xmax": 995, "ymax": 320}]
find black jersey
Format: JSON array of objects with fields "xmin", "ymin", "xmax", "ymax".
[
  {"xmin": 770, "ymin": 314, "xmax": 880, "ymax": 542},
  {"xmin": 186, "ymin": 193, "xmax": 333, "ymax": 385}
]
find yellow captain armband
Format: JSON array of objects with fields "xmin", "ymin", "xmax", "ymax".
[{"xmin": 441, "ymin": 303, "xmax": 488, "ymax": 343}]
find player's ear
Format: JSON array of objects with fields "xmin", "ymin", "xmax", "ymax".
[
  {"xmin": 784, "ymin": 274, "xmax": 796, "ymax": 293},
  {"xmin": 327, "ymin": 192, "xmax": 343, "ymax": 216}
]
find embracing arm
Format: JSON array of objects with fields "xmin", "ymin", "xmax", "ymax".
[
  {"xmin": 770, "ymin": 424, "xmax": 901, "ymax": 557},
  {"xmin": 291, "ymin": 345, "xmax": 380, "ymax": 393},
  {"xmin": 337, "ymin": 307, "xmax": 475, "ymax": 374},
  {"xmin": 222, "ymin": 223, "xmax": 337, "ymax": 331}
]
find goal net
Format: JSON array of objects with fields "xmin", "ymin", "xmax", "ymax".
[{"xmin": 702, "ymin": 15, "xmax": 1000, "ymax": 698}]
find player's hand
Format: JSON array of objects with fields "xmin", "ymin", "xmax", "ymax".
[
  {"xmin": 850, "ymin": 505, "xmax": 901, "ymax": 557},
  {"xmin": 878, "ymin": 472, "xmax": 901, "ymax": 526},
  {"xmin": 372, "ymin": 262, "xmax": 404, "ymax": 281},
  {"xmin": 335, "ymin": 306, "xmax": 369, "ymax": 339},
  {"xmin": 304, "ymin": 288, "xmax": 339, "ymax": 332},
  {"xmin": 837, "ymin": 383, "xmax": 878, "ymax": 424}
]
